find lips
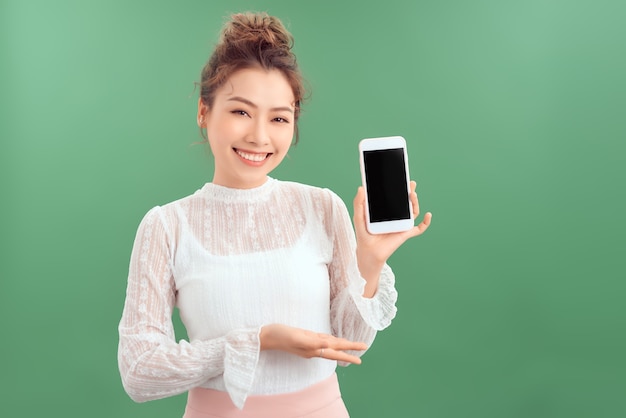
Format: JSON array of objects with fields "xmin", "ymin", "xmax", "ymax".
[{"xmin": 234, "ymin": 149, "xmax": 271, "ymax": 162}]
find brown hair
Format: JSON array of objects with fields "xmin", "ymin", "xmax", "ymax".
[{"xmin": 199, "ymin": 12, "xmax": 305, "ymax": 142}]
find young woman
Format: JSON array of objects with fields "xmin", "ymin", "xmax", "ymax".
[{"xmin": 118, "ymin": 12, "xmax": 432, "ymax": 418}]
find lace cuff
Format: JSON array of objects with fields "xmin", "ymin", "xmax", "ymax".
[
  {"xmin": 222, "ymin": 327, "xmax": 262, "ymax": 409},
  {"xmin": 349, "ymin": 264, "xmax": 398, "ymax": 330}
]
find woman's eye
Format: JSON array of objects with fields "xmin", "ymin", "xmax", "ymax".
[
  {"xmin": 273, "ymin": 117, "xmax": 290, "ymax": 123},
  {"xmin": 232, "ymin": 110, "xmax": 249, "ymax": 117}
]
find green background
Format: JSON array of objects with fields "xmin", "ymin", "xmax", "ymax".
[{"xmin": 1, "ymin": 0, "xmax": 625, "ymax": 417}]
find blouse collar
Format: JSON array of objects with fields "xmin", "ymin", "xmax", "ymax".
[{"xmin": 199, "ymin": 177, "xmax": 277, "ymax": 203}]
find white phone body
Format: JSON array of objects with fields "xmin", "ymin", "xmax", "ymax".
[{"xmin": 359, "ymin": 136, "xmax": 413, "ymax": 234}]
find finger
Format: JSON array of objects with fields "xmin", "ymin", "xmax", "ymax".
[
  {"xmin": 331, "ymin": 341, "xmax": 368, "ymax": 352},
  {"xmin": 314, "ymin": 333, "xmax": 368, "ymax": 351},
  {"xmin": 407, "ymin": 212, "xmax": 432, "ymax": 238},
  {"xmin": 409, "ymin": 181, "xmax": 420, "ymax": 219},
  {"xmin": 317, "ymin": 334, "xmax": 367, "ymax": 352},
  {"xmin": 319, "ymin": 348, "xmax": 363, "ymax": 365},
  {"xmin": 411, "ymin": 191, "xmax": 420, "ymax": 219}
]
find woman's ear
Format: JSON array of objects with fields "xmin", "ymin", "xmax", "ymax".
[{"xmin": 197, "ymin": 98, "xmax": 208, "ymax": 127}]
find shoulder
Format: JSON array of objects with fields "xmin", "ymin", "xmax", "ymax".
[
  {"xmin": 276, "ymin": 179, "xmax": 342, "ymax": 206},
  {"xmin": 160, "ymin": 186, "xmax": 205, "ymax": 211},
  {"xmin": 275, "ymin": 179, "xmax": 338, "ymax": 199},
  {"xmin": 275, "ymin": 179, "xmax": 348, "ymax": 219},
  {"xmin": 137, "ymin": 185, "xmax": 206, "ymax": 230}
]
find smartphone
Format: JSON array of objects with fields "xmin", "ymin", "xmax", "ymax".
[{"xmin": 359, "ymin": 136, "xmax": 413, "ymax": 234}]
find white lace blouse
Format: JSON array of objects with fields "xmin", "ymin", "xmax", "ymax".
[{"xmin": 117, "ymin": 177, "xmax": 398, "ymax": 409}]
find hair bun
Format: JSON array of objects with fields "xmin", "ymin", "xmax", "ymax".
[{"xmin": 222, "ymin": 12, "xmax": 293, "ymax": 51}]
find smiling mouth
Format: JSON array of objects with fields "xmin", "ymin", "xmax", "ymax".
[{"xmin": 234, "ymin": 149, "xmax": 271, "ymax": 162}]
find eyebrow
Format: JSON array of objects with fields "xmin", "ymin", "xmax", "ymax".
[{"xmin": 227, "ymin": 96, "xmax": 294, "ymax": 114}]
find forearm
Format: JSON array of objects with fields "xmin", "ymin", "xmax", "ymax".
[
  {"xmin": 331, "ymin": 264, "xmax": 398, "ymax": 354},
  {"xmin": 119, "ymin": 327, "xmax": 260, "ymax": 404}
]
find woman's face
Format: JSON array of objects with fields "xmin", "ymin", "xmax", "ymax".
[{"xmin": 198, "ymin": 67, "xmax": 296, "ymax": 189}]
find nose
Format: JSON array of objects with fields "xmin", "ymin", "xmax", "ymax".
[{"xmin": 246, "ymin": 119, "xmax": 270, "ymax": 146}]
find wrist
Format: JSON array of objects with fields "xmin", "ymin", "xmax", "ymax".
[
  {"xmin": 259, "ymin": 325, "xmax": 273, "ymax": 351},
  {"xmin": 357, "ymin": 249, "xmax": 385, "ymax": 282},
  {"xmin": 357, "ymin": 254, "xmax": 385, "ymax": 299}
]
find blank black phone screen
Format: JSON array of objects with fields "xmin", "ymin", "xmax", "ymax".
[{"xmin": 363, "ymin": 148, "xmax": 411, "ymax": 222}]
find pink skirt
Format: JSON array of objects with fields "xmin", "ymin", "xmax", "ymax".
[{"xmin": 183, "ymin": 373, "xmax": 349, "ymax": 418}]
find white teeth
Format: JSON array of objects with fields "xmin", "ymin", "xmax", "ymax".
[{"xmin": 236, "ymin": 150, "xmax": 268, "ymax": 162}]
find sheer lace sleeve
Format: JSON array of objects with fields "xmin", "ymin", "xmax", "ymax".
[
  {"xmin": 117, "ymin": 207, "xmax": 260, "ymax": 409},
  {"xmin": 325, "ymin": 190, "xmax": 398, "ymax": 360}
]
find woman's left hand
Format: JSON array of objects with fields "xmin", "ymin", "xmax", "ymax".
[{"xmin": 353, "ymin": 180, "xmax": 432, "ymax": 296}]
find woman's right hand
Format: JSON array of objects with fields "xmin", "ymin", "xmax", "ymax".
[{"xmin": 259, "ymin": 324, "xmax": 367, "ymax": 365}]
